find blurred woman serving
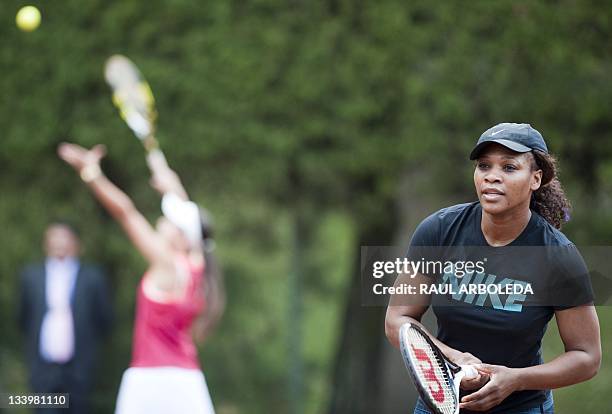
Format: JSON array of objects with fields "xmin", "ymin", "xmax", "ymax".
[{"xmin": 59, "ymin": 143, "xmax": 224, "ymax": 414}]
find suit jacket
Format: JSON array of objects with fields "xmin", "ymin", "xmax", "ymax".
[{"xmin": 18, "ymin": 261, "xmax": 113, "ymax": 390}]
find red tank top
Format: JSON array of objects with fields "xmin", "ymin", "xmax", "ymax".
[{"xmin": 130, "ymin": 256, "xmax": 205, "ymax": 369}]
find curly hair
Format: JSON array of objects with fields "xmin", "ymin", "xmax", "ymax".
[{"xmin": 530, "ymin": 150, "xmax": 571, "ymax": 229}]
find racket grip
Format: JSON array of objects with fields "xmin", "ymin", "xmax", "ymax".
[{"xmin": 143, "ymin": 135, "xmax": 160, "ymax": 152}]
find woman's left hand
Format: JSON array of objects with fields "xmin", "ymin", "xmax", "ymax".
[
  {"xmin": 58, "ymin": 142, "xmax": 106, "ymax": 171},
  {"xmin": 459, "ymin": 364, "xmax": 521, "ymax": 411}
]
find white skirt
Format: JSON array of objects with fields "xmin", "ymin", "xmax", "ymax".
[{"xmin": 115, "ymin": 367, "xmax": 216, "ymax": 414}]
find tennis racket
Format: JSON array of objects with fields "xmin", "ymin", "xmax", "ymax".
[
  {"xmin": 400, "ymin": 323, "xmax": 478, "ymax": 414},
  {"xmin": 104, "ymin": 54, "xmax": 159, "ymax": 153}
]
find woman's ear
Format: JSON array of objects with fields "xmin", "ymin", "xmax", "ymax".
[{"xmin": 531, "ymin": 169, "xmax": 543, "ymax": 191}]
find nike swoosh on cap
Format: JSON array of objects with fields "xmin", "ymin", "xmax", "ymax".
[{"xmin": 490, "ymin": 128, "xmax": 508, "ymax": 136}]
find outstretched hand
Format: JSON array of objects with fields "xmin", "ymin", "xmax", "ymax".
[{"xmin": 58, "ymin": 143, "xmax": 106, "ymax": 172}]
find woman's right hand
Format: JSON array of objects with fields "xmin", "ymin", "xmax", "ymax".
[
  {"xmin": 146, "ymin": 150, "xmax": 189, "ymax": 199},
  {"xmin": 58, "ymin": 142, "xmax": 106, "ymax": 172}
]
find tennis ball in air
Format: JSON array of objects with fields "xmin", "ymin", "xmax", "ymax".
[{"xmin": 16, "ymin": 6, "xmax": 41, "ymax": 32}]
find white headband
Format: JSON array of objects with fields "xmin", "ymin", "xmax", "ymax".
[{"xmin": 161, "ymin": 193, "xmax": 202, "ymax": 248}]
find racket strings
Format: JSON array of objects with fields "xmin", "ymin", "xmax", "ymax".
[
  {"xmin": 105, "ymin": 55, "xmax": 156, "ymax": 140},
  {"xmin": 405, "ymin": 329, "xmax": 457, "ymax": 414}
]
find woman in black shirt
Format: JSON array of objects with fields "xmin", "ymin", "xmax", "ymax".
[{"xmin": 385, "ymin": 123, "xmax": 601, "ymax": 413}]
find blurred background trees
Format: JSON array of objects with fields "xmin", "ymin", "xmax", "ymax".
[{"xmin": 1, "ymin": 1, "xmax": 610, "ymax": 413}]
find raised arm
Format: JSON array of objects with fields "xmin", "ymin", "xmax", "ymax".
[
  {"xmin": 58, "ymin": 143, "xmax": 173, "ymax": 269},
  {"xmin": 146, "ymin": 149, "xmax": 189, "ymax": 200}
]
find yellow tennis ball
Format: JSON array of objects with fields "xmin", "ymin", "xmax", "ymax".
[{"xmin": 16, "ymin": 6, "xmax": 41, "ymax": 32}]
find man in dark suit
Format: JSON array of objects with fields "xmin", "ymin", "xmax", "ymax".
[{"xmin": 18, "ymin": 221, "xmax": 113, "ymax": 413}]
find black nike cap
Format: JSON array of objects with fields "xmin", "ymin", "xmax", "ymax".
[{"xmin": 469, "ymin": 123, "xmax": 549, "ymax": 160}]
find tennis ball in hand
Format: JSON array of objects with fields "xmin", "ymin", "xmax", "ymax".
[{"xmin": 16, "ymin": 6, "xmax": 41, "ymax": 32}]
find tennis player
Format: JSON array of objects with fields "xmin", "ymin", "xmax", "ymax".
[
  {"xmin": 385, "ymin": 123, "xmax": 601, "ymax": 413},
  {"xmin": 58, "ymin": 143, "xmax": 224, "ymax": 414}
]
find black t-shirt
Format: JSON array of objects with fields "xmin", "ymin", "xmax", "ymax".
[{"xmin": 407, "ymin": 202, "xmax": 593, "ymax": 413}]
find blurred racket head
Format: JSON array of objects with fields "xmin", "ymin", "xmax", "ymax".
[{"xmin": 104, "ymin": 54, "xmax": 158, "ymax": 148}]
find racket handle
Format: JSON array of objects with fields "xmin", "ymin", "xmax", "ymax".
[{"xmin": 143, "ymin": 135, "xmax": 160, "ymax": 152}]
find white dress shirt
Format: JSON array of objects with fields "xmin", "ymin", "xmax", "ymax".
[{"xmin": 39, "ymin": 257, "xmax": 79, "ymax": 363}]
